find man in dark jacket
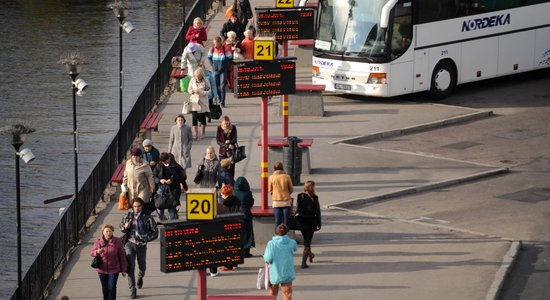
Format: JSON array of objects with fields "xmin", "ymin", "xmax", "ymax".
[
  {"xmin": 120, "ymin": 198, "xmax": 158, "ymax": 299},
  {"xmin": 220, "ymin": 14, "xmax": 245, "ymax": 41}
]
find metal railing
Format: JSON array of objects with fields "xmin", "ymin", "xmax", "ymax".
[{"xmin": 9, "ymin": 0, "xmax": 215, "ymax": 299}]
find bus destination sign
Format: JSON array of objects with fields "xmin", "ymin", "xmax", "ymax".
[
  {"xmin": 160, "ymin": 215, "xmax": 244, "ymax": 273},
  {"xmin": 234, "ymin": 59, "xmax": 296, "ymax": 98},
  {"xmin": 256, "ymin": 8, "xmax": 315, "ymax": 41}
]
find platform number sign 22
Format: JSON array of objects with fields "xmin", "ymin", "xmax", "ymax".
[
  {"xmin": 186, "ymin": 192, "xmax": 216, "ymax": 220},
  {"xmin": 276, "ymin": 0, "xmax": 293, "ymax": 8}
]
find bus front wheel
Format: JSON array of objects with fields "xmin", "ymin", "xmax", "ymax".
[{"xmin": 429, "ymin": 60, "xmax": 456, "ymax": 99}]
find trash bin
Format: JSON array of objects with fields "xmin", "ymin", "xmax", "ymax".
[{"xmin": 283, "ymin": 136, "xmax": 302, "ymax": 185}]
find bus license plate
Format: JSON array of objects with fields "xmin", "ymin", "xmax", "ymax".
[{"xmin": 334, "ymin": 83, "xmax": 351, "ymax": 90}]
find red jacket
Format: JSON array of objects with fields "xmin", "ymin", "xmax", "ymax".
[
  {"xmin": 185, "ymin": 26, "xmax": 207, "ymax": 46},
  {"xmin": 91, "ymin": 236, "xmax": 127, "ymax": 275}
]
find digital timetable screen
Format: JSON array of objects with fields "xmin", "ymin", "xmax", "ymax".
[
  {"xmin": 234, "ymin": 59, "xmax": 296, "ymax": 98},
  {"xmin": 256, "ymin": 7, "xmax": 316, "ymax": 40},
  {"xmin": 160, "ymin": 214, "xmax": 244, "ymax": 273}
]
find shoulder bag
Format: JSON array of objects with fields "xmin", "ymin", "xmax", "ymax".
[
  {"xmin": 194, "ymin": 163, "xmax": 205, "ymax": 184},
  {"xmin": 91, "ymin": 250, "xmax": 102, "ymax": 269},
  {"xmin": 154, "ymin": 186, "xmax": 176, "ymax": 210},
  {"xmin": 210, "ymin": 97, "xmax": 223, "ymax": 120},
  {"xmin": 231, "ymin": 143, "xmax": 247, "ymax": 164}
]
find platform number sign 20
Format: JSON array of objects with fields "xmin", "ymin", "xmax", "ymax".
[
  {"xmin": 186, "ymin": 192, "xmax": 216, "ymax": 220},
  {"xmin": 276, "ymin": 0, "xmax": 293, "ymax": 8}
]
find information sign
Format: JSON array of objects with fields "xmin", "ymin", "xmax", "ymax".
[
  {"xmin": 256, "ymin": 7, "xmax": 316, "ymax": 40},
  {"xmin": 186, "ymin": 189, "xmax": 216, "ymax": 220},
  {"xmin": 160, "ymin": 214, "xmax": 244, "ymax": 273},
  {"xmin": 275, "ymin": 0, "xmax": 294, "ymax": 8},
  {"xmin": 234, "ymin": 59, "xmax": 296, "ymax": 98}
]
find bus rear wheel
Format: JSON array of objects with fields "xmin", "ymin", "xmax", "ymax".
[{"xmin": 429, "ymin": 60, "xmax": 456, "ymax": 100}]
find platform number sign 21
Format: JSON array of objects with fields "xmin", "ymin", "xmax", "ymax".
[
  {"xmin": 276, "ymin": 0, "xmax": 293, "ymax": 8},
  {"xmin": 254, "ymin": 39, "xmax": 276, "ymax": 61}
]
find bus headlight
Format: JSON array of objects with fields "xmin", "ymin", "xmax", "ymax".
[
  {"xmin": 312, "ymin": 66, "xmax": 320, "ymax": 77},
  {"xmin": 367, "ymin": 73, "xmax": 387, "ymax": 84}
]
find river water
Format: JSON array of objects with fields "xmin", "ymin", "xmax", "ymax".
[{"xmin": 0, "ymin": 0, "xmax": 187, "ymax": 296}]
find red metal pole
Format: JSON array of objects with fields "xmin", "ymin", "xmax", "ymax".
[
  {"xmin": 261, "ymin": 96, "xmax": 269, "ymax": 210},
  {"xmin": 197, "ymin": 269, "xmax": 207, "ymax": 300},
  {"xmin": 282, "ymin": 41, "xmax": 289, "ymax": 138}
]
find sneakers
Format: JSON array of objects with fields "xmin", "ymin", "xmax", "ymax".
[
  {"xmin": 210, "ymin": 272, "xmax": 219, "ymax": 277},
  {"xmin": 137, "ymin": 277, "xmax": 143, "ymax": 289}
]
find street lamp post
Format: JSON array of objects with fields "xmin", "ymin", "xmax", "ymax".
[
  {"xmin": 59, "ymin": 52, "xmax": 88, "ymax": 244},
  {"xmin": 1, "ymin": 124, "xmax": 36, "ymax": 300},
  {"xmin": 110, "ymin": 0, "xmax": 134, "ymax": 163}
]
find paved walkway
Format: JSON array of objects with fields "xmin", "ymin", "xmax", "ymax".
[{"xmin": 48, "ymin": 1, "xmax": 516, "ymax": 299}]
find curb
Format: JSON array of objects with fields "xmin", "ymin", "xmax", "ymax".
[
  {"xmin": 330, "ymin": 110, "xmax": 493, "ymax": 145},
  {"xmin": 485, "ymin": 240, "xmax": 522, "ymax": 300},
  {"xmin": 327, "ymin": 167, "xmax": 510, "ymax": 209}
]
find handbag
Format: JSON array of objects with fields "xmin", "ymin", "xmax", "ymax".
[
  {"xmin": 210, "ymin": 99, "xmax": 222, "ymax": 120},
  {"xmin": 154, "ymin": 186, "xmax": 176, "ymax": 210},
  {"xmin": 118, "ymin": 192, "xmax": 130, "ymax": 210},
  {"xmin": 189, "ymin": 94, "xmax": 202, "ymax": 111},
  {"xmin": 288, "ymin": 214, "xmax": 302, "ymax": 230},
  {"xmin": 91, "ymin": 253, "xmax": 101, "ymax": 269},
  {"xmin": 256, "ymin": 263, "xmax": 270, "ymax": 290},
  {"xmin": 170, "ymin": 67, "xmax": 186, "ymax": 79},
  {"xmin": 193, "ymin": 164, "xmax": 204, "ymax": 184},
  {"xmin": 182, "ymin": 97, "xmax": 191, "ymax": 114},
  {"xmin": 231, "ymin": 144, "xmax": 247, "ymax": 164}
]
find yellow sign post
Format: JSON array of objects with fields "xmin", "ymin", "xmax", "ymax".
[
  {"xmin": 276, "ymin": 0, "xmax": 294, "ymax": 8},
  {"xmin": 186, "ymin": 189, "xmax": 217, "ymax": 220},
  {"xmin": 254, "ymin": 38, "xmax": 276, "ymax": 61}
]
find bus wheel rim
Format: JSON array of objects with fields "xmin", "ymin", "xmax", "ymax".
[{"xmin": 435, "ymin": 69, "xmax": 451, "ymax": 91}]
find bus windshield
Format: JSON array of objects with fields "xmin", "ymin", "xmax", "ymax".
[{"xmin": 315, "ymin": 0, "xmax": 389, "ymax": 60}]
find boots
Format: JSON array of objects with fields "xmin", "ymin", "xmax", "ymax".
[
  {"xmin": 309, "ymin": 247, "xmax": 315, "ymax": 263},
  {"xmin": 301, "ymin": 247, "xmax": 310, "ymax": 269}
]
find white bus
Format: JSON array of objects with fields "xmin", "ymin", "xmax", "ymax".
[{"xmin": 311, "ymin": 0, "xmax": 550, "ymax": 98}]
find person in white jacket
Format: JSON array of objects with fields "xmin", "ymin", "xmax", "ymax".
[
  {"xmin": 188, "ymin": 68, "xmax": 211, "ymax": 140},
  {"xmin": 181, "ymin": 42, "xmax": 206, "ymax": 77}
]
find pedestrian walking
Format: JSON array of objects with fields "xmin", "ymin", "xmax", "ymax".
[
  {"xmin": 296, "ymin": 180, "xmax": 322, "ymax": 268},
  {"xmin": 120, "ymin": 198, "xmax": 159, "ymax": 299},
  {"xmin": 208, "ymin": 36, "xmax": 233, "ymax": 107},
  {"xmin": 234, "ymin": 176, "xmax": 255, "ymax": 257},
  {"xmin": 91, "ymin": 224, "xmax": 127, "ymax": 300},
  {"xmin": 123, "ymin": 147, "xmax": 155, "ymax": 207},
  {"xmin": 268, "ymin": 161, "xmax": 294, "ymax": 229},
  {"xmin": 141, "ymin": 139, "xmax": 160, "ymax": 171},
  {"xmin": 153, "ymin": 152, "xmax": 186, "ymax": 220},
  {"xmin": 264, "ymin": 224, "xmax": 297, "ymax": 300},
  {"xmin": 196, "ymin": 145, "xmax": 220, "ymax": 188},
  {"xmin": 168, "ymin": 114, "xmax": 193, "ymax": 169}
]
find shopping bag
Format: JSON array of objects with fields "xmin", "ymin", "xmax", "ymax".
[
  {"xmin": 118, "ymin": 192, "xmax": 130, "ymax": 210},
  {"xmin": 179, "ymin": 76, "xmax": 191, "ymax": 93},
  {"xmin": 256, "ymin": 263, "xmax": 270, "ymax": 290}
]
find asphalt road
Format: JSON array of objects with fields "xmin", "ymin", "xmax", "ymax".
[{"xmin": 348, "ymin": 68, "xmax": 550, "ymax": 299}]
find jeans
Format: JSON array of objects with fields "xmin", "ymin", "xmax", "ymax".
[
  {"xmin": 274, "ymin": 207, "xmax": 291, "ymax": 229},
  {"xmin": 125, "ymin": 242, "xmax": 147, "ymax": 291},
  {"xmin": 214, "ymin": 70, "xmax": 227, "ymax": 106},
  {"xmin": 157, "ymin": 207, "xmax": 178, "ymax": 220},
  {"xmin": 98, "ymin": 273, "xmax": 119, "ymax": 300}
]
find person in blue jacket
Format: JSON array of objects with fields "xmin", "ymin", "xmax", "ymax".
[{"xmin": 263, "ymin": 224, "xmax": 297, "ymax": 300}]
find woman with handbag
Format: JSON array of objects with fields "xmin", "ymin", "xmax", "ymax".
[
  {"xmin": 153, "ymin": 152, "xmax": 185, "ymax": 220},
  {"xmin": 189, "ymin": 68, "xmax": 211, "ymax": 140},
  {"xmin": 296, "ymin": 180, "xmax": 322, "ymax": 269},
  {"xmin": 216, "ymin": 115, "xmax": 237, "ymax": 175},
  {"xmin": 91, "ymin": 224, "xmax": 127, "ymax": 300}
]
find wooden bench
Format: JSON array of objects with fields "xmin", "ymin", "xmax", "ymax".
[
  {"xmin": 257, "ymin": 137, "xmax": 314, "ymax": 174},
  {"xmin": 111, "ymin": 162, "xmax": 126, "ymax": 185},
  {"xmin": 140, "ymin": 112, "xmax": 163, "ymax": 140}
]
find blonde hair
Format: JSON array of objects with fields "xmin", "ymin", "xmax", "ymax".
[
  {"xmin": 226, "ymin": 31, "xmax": 237, "ymax": 42},
  {"xmin": 304, "ymin": 180, "xmax": 316, "ymax": 196},
  {"xmin": 221, "ymin": 158, "xmax": 232, "ymax": 168},
  {"xmin": 193, "ymin": 17, "xmax": 203, "ymax": 26},
  {"xmin": 102, "ymin": 224, "xmax": 115, "ymax": 232},
  {"xmin": 194, "ymin": 68, "xmax": 204, "ymax": 78}
]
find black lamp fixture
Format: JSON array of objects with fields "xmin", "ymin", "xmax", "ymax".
[{"xmin": 0, "ymin": 123, "xmax": 35, "ymax": 300}]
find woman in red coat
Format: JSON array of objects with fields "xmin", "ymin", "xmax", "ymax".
[
  {"xmin": 185, "ymin": 17, "xmax": 207, "ymax": 46},
  {"xmin": 91, "ymin": 224, "xmax": 127, "ymax": 300}
]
